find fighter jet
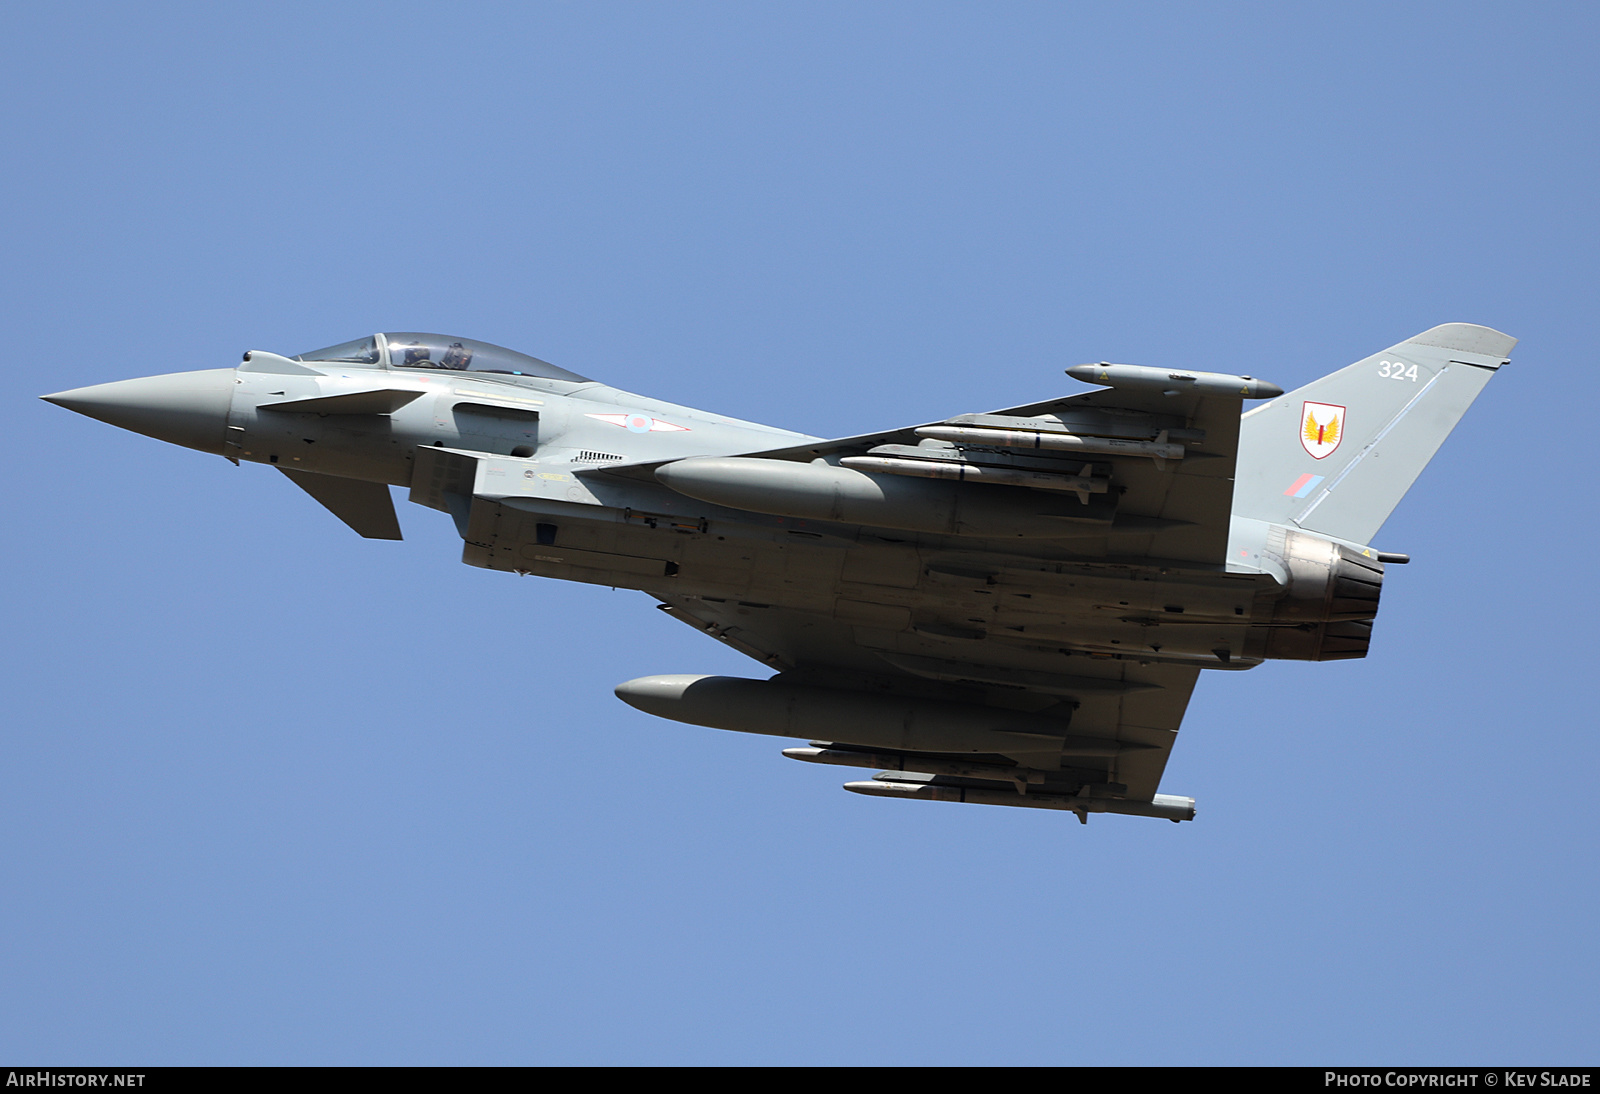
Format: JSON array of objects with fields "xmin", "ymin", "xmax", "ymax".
[{"xmin": 42, "ymin": 324, "xmax": 1514, "ymax": 823}]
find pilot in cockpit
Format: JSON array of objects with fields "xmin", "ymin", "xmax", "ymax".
[{"xmin": 399, "ymin": 342, "xmax": 433, "ymax": 367}]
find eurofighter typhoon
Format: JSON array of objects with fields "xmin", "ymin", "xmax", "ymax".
[{"xmin": 42, "ymin": 324, "xmax": 1514, "ymax": 823}]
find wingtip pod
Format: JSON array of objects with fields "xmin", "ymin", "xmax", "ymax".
[
  {"xmin": 1405, "ymin": 322, "xmax": 1517, "ymax": 359},
  {"xmin": 1065, "ymin": 362, "xmax": 1283, "ymax": 400}
]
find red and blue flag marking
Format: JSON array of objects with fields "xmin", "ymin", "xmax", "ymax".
[{"xmin": 1283, "ymin": 473, "xmax": 1325, "ymax": 499}]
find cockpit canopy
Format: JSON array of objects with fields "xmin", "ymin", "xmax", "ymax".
[{"xmin": 292, "ymin": 333, "xmax": 590, "ymax": 383}]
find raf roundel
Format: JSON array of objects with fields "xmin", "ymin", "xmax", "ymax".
[{"xmin": 585, "ymin": 412, "xmax": 692, "ymax": 433}]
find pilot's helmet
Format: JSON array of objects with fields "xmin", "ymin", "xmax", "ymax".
[{"xmin": 402, "ymin": 343, "xmax": 432, "ymax": 366}]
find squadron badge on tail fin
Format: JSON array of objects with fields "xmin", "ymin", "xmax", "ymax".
[{"xmin": 1300, "ymin": 401, "xmax": 1345, "ymax": 459}]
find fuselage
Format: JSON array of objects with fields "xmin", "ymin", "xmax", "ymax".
[{"xmin": 42, "ymin": 331, "xmax": 1384, "ymax": 671}]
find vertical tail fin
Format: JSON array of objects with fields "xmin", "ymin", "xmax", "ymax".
[{"xmin": 1232, "ymin": 323, "xmax": 1515, "ymax": 545}]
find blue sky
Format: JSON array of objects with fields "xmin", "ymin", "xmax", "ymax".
[{"xmin": 3, "ymin": 2, "xmax": 1596, "ymax": 1064}]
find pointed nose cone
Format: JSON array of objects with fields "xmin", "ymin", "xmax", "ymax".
[{"xmin": 42, "ymin": 369, "xmax": 235, "ymax": 455}]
